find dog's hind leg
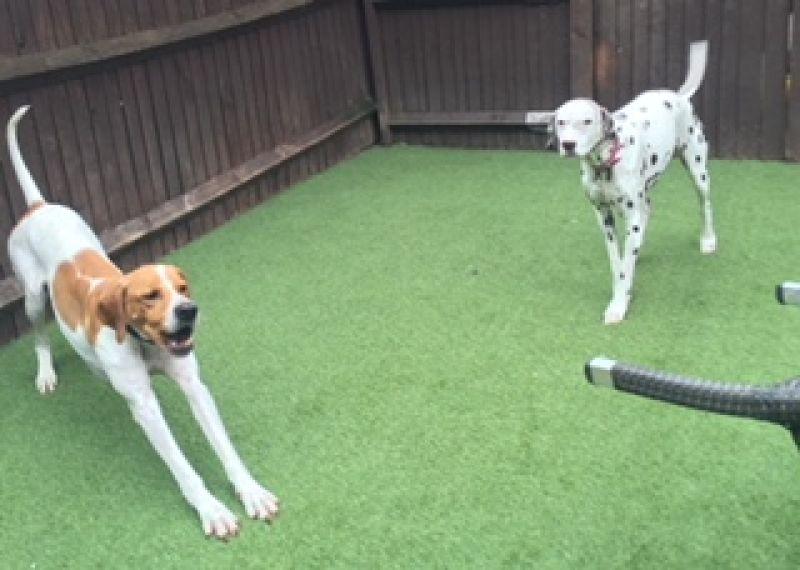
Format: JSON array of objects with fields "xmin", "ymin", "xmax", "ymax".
[
  {"xmin": 682, "ymin": 121, "xmax": 717, "ymax": 254},
  {"xmin": 10, "ymin": 242, "xmax": 57, "ymax": 393},
  {"xmin": 26, "ymin": 286, "xmax": 58, "ymax": 394}
]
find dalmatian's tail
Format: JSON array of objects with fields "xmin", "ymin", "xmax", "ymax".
[
  {"xmin": 7, "ymin": 105, "xmax": 45, "ymax": 207},
  {"xmin": 677, "ymin": 40, "xmax": 708, "ymax": 99}
]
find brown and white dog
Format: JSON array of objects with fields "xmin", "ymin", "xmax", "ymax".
[{"xmin": 6, "ymin": 106, "xmax": 279, "ymax": 540}]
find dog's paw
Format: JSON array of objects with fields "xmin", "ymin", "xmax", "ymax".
[
  {"xmin": 197, "ymin": 496, "xmax": 240, "ymax": 541},
  {"xmin": 701, "ymin": 234, "xmax": 717, "ymax": 254},
  {"xmin": 35, "ymin": 369, "xmax": 58, "ymax": 395},
  {"xmin": 603, "ymin": 303, "xmax": 628, "ymax": 325},
  {"xmin": 236, "ymin": 480, "xmax": 280, "ymax": 523}
]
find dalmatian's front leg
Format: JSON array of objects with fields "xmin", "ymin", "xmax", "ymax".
[
  {"xmin": 593, "ymin": 207, "xmax": 622, "ymax": 289},
  {"xmin": 604, "ymin": 187, "xmax": 647, "ymax": 325}
]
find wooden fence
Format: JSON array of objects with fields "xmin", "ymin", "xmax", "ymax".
[
  {"xmin": 0, "ymin": 0, "xmax": 375, "ymax": 344},
  {"xmin": 1, "ymin": 0, "xmax": 799, "ymax": 345},
  {"xmin": 366, "ymin": 0, "xmax": 800, "ymax": 160}
]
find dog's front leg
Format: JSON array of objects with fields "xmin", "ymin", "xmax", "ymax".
[
  {"xmin": 605, "ymin": 193, "xmax": 646, "ymax": 325},
  {"xmin": 593, "ymin": 207, "xmax": 622, "ymax": 288},
  {"xmin": 107, "ymin": 365, "xmax": 241, "ymax": 539},
  {"xmin": 162, "ymin": 354, "xmax": 280, "ymax": 523}
]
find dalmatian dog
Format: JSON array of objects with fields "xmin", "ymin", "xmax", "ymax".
[{"xmin": 552, "ymin": 41, "xmax": 716, "ymax": 324}]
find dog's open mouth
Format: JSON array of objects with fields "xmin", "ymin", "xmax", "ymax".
[{"xmin": 163, "ymin": 326, "xmax": 195, "ymax": 356}]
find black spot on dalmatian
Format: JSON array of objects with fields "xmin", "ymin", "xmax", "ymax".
[
  {"xmin": 643, "ymin": 120, "xmax": 651, "ymax": 129},
  {"xmin": 629, "ymin": 136, "xmax": 635, "ymax": 145},
  {"xmin": 604, "ymin": 212, "xmax": 614, "ymax": 227},
  {"xmin": 664, "ymin": 100, "xmax": 673, "ymax": 109},
  {"xmin": 651, "ymin": 153, "xmax": 658, "ymax": 166},
  {"xmin": 632, "ymin": 225, "xmax": 640, "ymax": 232},
  {"xmin": 688, "ymin": 126, "xmax": 694, "ymax": 134},
  {"xmin": 638, "ymin": 192, "xmax": 643, "ymax": 198},
  {"xmin": 695, "ymin": 155, "xmax": 701, "ymax": 163},
  {"xmin": 617, "ymin": 196, "xmax": 624, "ymax": 203},
  {"xmin": 619, "ymin": 272, "xmax": 625, "ymax": 280},
  {"xmin": 626, "ymin": 200, "xmax": 634, "ymax": 209},
  {"xmin": 700, "ymin": 174, "xmax": 707, "ymax": 182},
  {"xmin": 646, "ymin": 197, "xmax": 651, "ymax": 205},
  {"xmin": 633, "ymin": 248, "xmax": 639, "ymax": 256},
  {"xmin": 607, "ymin": 232, "xmax": 614, "ymax": 241}
]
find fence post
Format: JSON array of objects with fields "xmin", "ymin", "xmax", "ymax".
[
  {"xmin": 360, "ymin": 0, "xmax": 391, "ymax": 144},
  {"xmin": 570, "ymin": 0, "xmax": 594, "ymax": 98},
  {"xmin": 788, "ymin": 0, "xmax": 800, "ymax": 160}
]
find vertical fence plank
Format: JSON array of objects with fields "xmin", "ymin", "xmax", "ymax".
[
  {"xmin": 361, "ymin": 0, "xmax": 391, "ymax": 143},
  {"xmin": 615, "ymin": 0, "xmax": 632, "ymax": 104},
  {"xmin": 736, "ymin": 0, "xmax": 764, "ymax": 158},
  {"xmin": 594, "ymin": 0, "xmax": 616, "ymax": 108},
  {"xmin": 762, "ymin": 0, "xmax": 789, "ymax": 160},
  {"xmin": 789, "ymin": 0, "xmax": 800, "ymax": 161},
  {"xmin": 702, "ymin": 0, "xmax": 722, "ymax": 155},
  {"xmin": 717, "ymin": 0, "xmax": 739, "ymax": 158},
  {"xmin": 665, "ymin": 0, "xmax": 685, "ymax": 91},
  {"xmin": 570, "ymin": 0, "xmax": 594, "ymax": 98}
]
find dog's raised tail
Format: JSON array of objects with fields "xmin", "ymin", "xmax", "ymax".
[
  {"xmin": 7, "ymin": 105, "xmax": 45, "ymax": 207},
  {"xmin": 678, "ymin": 40, "xmax": 708, "ymax": 99}
]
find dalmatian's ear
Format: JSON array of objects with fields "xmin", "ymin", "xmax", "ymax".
[
  {"xmin": 601, "ymin": 108, "xmax": 613, "ymax": 133},
  {"xmin": 546, "ymin": 114, "xmax": 556, "ymax": 149}
]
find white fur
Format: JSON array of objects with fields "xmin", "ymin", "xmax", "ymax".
[
  {"xmin": 553, "ymin": 41, "xmax": 717, "ymax": 324},
  {"xmin": 6, "ymin": 106, "xmax": 278, "ymax": 539}
]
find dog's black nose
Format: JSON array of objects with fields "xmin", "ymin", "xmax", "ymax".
[
  {"xmin": 562, "ymin": 141, "xmax": 576, "ymax": 153},
  {"xmin": 175, "ymin": 302, "xmax": 198, "ymax": 322}
]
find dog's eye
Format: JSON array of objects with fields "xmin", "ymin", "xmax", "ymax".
[
  {"xmin": 177, "ymin": 284, "xmax": 189, "ymax": 295},
  {"xmin": 583, "ymin": 119, "xmax": 593, "ymax": 125},
  {"xmin": 143, "ymin": 290, "xmax": 161, "ymax": 302}
]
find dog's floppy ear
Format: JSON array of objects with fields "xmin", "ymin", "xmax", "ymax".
[
  {"xmin": 601, "ymin": 107, "xmax": 613, "ymax": 133},
  {"xmin": 97, "ymin": 279, "xmax": 129, "ymax": 344},
  {"xmin": 547, "ymin": 114, "xmax": 556, "ymax": 149}
]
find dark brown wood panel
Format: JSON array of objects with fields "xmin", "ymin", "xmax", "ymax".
[
  {"xmin": 0, "ymin": 0, "xmax": 376, "ymax": 343},
  {"xmin": 376, "ymin": 0, "xmax": 570, "ymax": 149},
  {"xmin": 789, "ymin": 0, "xmax": 800, "ymax": 161}
]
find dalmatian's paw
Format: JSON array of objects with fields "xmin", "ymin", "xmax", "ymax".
[
  {"xmin": 603, "ymin": 301, "xmax": 629, "ymax": 325},
  {"xmin": 701, "ymin": 234, "xmax": 717, "ymax": 255}
]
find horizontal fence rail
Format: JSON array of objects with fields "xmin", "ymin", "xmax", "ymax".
[{"xmin": 0, "ymin": 0, "xmax": 314, "ymax": 83}]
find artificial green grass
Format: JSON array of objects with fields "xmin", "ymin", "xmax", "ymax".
[{"xmin": 1, "ymin": 146, "xmax": 799, "ymax": 568}]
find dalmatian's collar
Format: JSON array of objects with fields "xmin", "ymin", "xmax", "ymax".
[
  {"xmin": 587, "ymin": 135, "xmax": 622, "ymax": 169},
  {"xmin": 586, "ymin": 135, "xmax": 622, "ymax": 181}
]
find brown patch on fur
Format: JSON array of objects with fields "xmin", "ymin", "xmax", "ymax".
[
  {"xmin": 73, "ymin": 250, "xmax": 122, "ymax": 280},
  {"xmin": 52, "ymin": 249, "xmax": 127, "ymax": 344},
  {"xmin": 52, "ymin": 262, "xmax": 89, "ymax": 331},
  {"xmin": 11, "ymin": 201, "xmax": 45, "ymax": 231}
]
